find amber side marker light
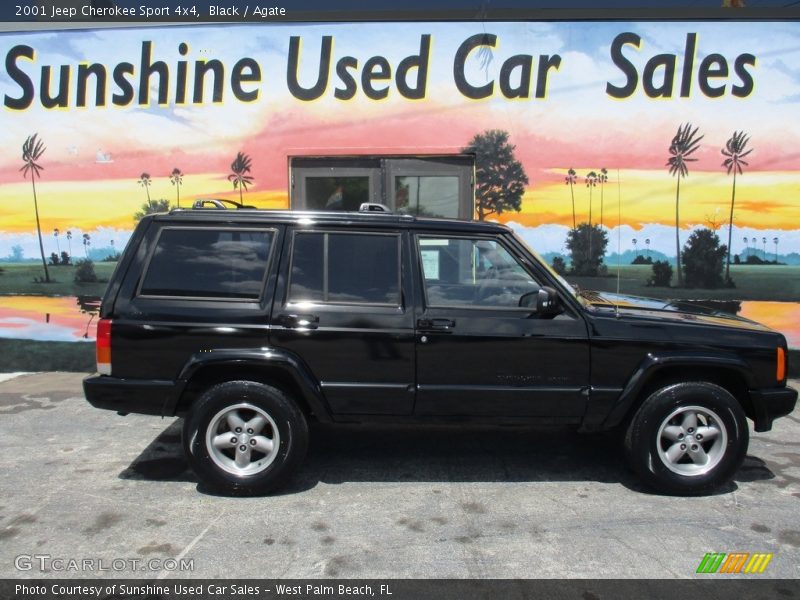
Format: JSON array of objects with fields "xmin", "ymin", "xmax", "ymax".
[
  {"xmin": 777, "ymin": 347, "xmax": 786, "ymax": 382},
  {"xmin": 97, "ymin": 318, "xmax": 111, "ymax": 375}
]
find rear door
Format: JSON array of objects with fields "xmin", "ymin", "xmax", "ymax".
[
  {"xmin": 413, "ymin": 233, "xmax": 590, "ymax": 420},
  {"xmin": 269, "ymin": 226, "xmax": 416, "ymax": 415}
]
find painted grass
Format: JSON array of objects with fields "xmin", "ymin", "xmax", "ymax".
[
  {"xmin": 0, "ymin": 262, "xmax": 116, "ymax": 297},
  {"xmin": 0, "ymin": 339, "xmax": 94, "ymax": 372},
  {"xmin": 569, "ymin": 264, "xmax": 800, "ymax": 302}
]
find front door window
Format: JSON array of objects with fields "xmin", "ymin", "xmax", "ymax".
[{"xmin": 418, "ymin": 236, "xmax": 541, "ymax": 308}]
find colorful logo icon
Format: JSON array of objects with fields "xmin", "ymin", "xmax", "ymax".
[{"xmin": 696, "ymin": 552, "xmax": 773, "ymax": 574}]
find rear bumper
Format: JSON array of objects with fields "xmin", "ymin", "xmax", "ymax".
[
  {"xmin": 83, "ymin": 375, "xmax": 183, "ymax": 416},
  {"xmin": 750, "ymin": 386, "xmax": 798, "ymax": 432}
]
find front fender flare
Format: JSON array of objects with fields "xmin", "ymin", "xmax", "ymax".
[{"xmin": 600, "ymin": 352, "xmax": 755, "ymax": 430}]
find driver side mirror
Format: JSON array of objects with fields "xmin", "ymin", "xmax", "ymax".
[{"xmin": 519, "ymin": 286, "xmax": 562, "ymax": 317}]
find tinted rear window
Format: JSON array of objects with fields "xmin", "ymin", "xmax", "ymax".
[
  {"xmin": 140, "ymin": 228, "xmax": 274, "ymax": 299},
  {"xmin": 289, "ymin": 232, "xmax": 400, "ymax": 305}
]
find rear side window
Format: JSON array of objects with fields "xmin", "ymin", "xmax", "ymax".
[
  {"xmin": 140, "ymin": 228, "xmax": 274, "ymax": 299},
  {"xmin": 289, "ymin": 232, "xmax": 401, "ymax": 305}
]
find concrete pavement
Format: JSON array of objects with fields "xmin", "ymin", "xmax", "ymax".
[{"xmin": 0, "ymin": 373, "xmax": 798, "ymax": 579}]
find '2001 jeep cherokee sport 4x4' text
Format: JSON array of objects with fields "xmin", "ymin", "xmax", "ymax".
[{"xmin": 84, "ymin": 207, "xmax": 797, "ymax": 495}]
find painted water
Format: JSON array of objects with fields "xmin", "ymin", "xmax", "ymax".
[
  {"xmin": 0, "ymin": 295, "xmax": 798, "ymax": 349},
  {"xmin": 0, "ymin": 296, "xmax": 99, "ymax": 343}
]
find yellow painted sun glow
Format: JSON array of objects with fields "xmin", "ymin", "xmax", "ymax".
[
  {"xmin": 499, "ymin": 169, "xmax": 800, "ymax": 230},
  {"xmin": 1, "ymin": 169, "xmax": 797, "ymax": 234},
  {"xmin": 1, "ymin": 176, "xmax": 290, "ymax": 232}
]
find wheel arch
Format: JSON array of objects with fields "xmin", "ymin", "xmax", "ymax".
[
  {"xmin": 169, "ymin": 348, "xmax": 333, "ymax": 422},
  {"xmin": 604, "ymin": 353, "xmax": 756, "ymax": 430}
]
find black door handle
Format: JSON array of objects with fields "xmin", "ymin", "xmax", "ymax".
[
  {"xmin": 277, "ymin": 314, "xmax": 319, "ymax": 329},
  {"xmin": 417, "ymin": 318, "xmax": 456, "ymax": 332}
]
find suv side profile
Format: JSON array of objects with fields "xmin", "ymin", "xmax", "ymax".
[{"xmin": 84, "ymin": 207, "xmax": 797, "ymax": 495}]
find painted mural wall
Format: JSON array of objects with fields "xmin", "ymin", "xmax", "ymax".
[{"xmin": 1, "ymin": 21, "xmax": 799, "ymax": 359}]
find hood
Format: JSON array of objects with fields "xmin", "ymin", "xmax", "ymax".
[{"xmin": 580, "ymin": 291, "xmax": 774, "ymax": 334}]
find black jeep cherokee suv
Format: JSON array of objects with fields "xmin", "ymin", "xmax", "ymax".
[{"xmin": 84, "ymin": 206, "xmax": 797, "ymax": 495}]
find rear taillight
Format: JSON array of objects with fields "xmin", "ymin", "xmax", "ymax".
[
  {"xmin": 97, "ymin": 318, "xmax": 112, "ymax": 375},
  {"xmin": 777, "ymin": 347, "xmax": 786, "ymax": 382}
]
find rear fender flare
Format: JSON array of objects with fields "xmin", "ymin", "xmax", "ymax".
[{"xmin": 170, "ymin": 347, "xmax": 332, "ymax": 421}]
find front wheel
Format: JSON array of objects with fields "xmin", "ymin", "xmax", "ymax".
[
  {"xmin": 624, "ymin": 382, "xmax": 748, "ymax": 495},
  {"xmin": 183, "ymin": 381, "xmax": 308, "ymax": 495}
]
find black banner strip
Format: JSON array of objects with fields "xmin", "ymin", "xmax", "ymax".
[
  {"xmin": 2, "ymin": 1, "xmax": 800, "ymax": 24},
  {"xmin": 2, "ymin": 579, "xmax": 800, "ymax": 600}
]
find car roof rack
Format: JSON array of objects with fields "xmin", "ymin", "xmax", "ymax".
[
  {"xmin": 192, "ymin": 198, "xmax": 257, "ymax": 210},
  {"xmin": 359, "ymin": 202, "xmax": 391, "ymax": 213}
]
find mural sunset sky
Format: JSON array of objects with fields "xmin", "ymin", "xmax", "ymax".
[{"xmin": 2, "ymin": 20, "xmax": 799, "ymax": 258}]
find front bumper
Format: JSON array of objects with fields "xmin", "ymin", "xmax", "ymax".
[
  {"xmin": 750, "ymin": 385, "xmax": 798, "ymax": 432},
  {"xmin": 83, "ymin": 375, "xmax": 184, "ymax": 416}
]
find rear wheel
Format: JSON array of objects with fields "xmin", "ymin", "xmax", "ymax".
[
  {"xmin": 624, "ymin": 382, "xmax": 748, "ymax": 495},
  {"xmin": 183, "ymin": 381, "xmax": 308, "ymax": 495}
]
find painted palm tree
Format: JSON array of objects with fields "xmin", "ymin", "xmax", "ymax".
[
  {"xmin": 82, "ymin": 233, "xmax": 91, "ymax": 258},
  {"xmin": 585, "ymin": 171, "xmax": 598, "ymax": 225},
  {"xmin": 228, "ymin": 152, "xmax": 254, "ymax": 204},
  {"xmin": 645, "ymin": 238, "xmax": 651, "ymax": 259},
  {"xmin": 585, "ymin": 171, "xmax": 598, "ymax": 261},
  {"xmin": 20, "ymin": 134, "xmax": 50, "ymax": 282},
  {"xmin": 742, "ymin": 236, "xmax": 748, "ymax": 259},
  {"xmin": 598, "ymin": 168, "xmax": 608, "ymax": 228},
  {"xmin": 721, "ymin": 130, "xmax": 752, "ymax": 281},
  {"xmin": 773, "ymin": 237, "xmax": 779, "ymax": 263},
  {"xmin": 667, "ymin": 123, "xmax": 703, "ymax": 287},
  {"xmin": 170, "ymin": 167, "xmax": 184, "ymax": 208},
  {"xmin": 66, "ymin": 230, "xmax": 73, "ymax": 257},
  {"xmin": 138, "ymin": 172, "xmax": 153, "ymax": 210},
  {"xmin": 53, "ymin": 228, "xmax": 60, "ymax": 254},
  {"xmin": 564, "ymin": 168, "xmax": 578, "ymax": 229}
]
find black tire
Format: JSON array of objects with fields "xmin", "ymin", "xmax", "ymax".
[
  {"xmin": 183, "ymin": 380, "xmax": 308, "ymax": 495},
  {"xmin": 624, "ymin": 382, "xmax": 748, "ymax": 496}
]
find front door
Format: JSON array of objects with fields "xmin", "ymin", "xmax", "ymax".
[
  {"xmin": 270, "ymin": 227, "xmax": 416, "ymax": 416},
  {"xmin": 413, "ymin": 233, "xmax": 590, "ymax": 419}
]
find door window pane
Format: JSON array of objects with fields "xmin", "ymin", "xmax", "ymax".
[
  {"xmin": 288, "ymin": 232, "xmax": 325, "ymax": 301},
  {"xmin": 305, "ymin": 177, "xmax": 370, "ymax": 211},
  {"xmin": 141, "ymin": 228, "xmax": 273, "ymax": 299},
  {"xmin": 395, "ymin": 176, "xmax": 459, "ymax": 218},
  {"xmin": 419, "ymin": 237, "xmax": 540, "ymax": 308},
  {"xmin": 289, "ymin": 232, "xmax": 400, "ymax": 305}
]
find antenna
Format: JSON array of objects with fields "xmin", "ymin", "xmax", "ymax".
[{"xmin": 616, "ymin": 168, "xmax": 622, "ymax": 317}]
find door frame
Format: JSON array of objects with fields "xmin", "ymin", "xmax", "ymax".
[
  {"xmin": 409, "ymin": 229, "xmax": 591, "ymax": 419},
  {"xmin": 269, "ymin": 225, "xmax": 419, "ymax": 416}
]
